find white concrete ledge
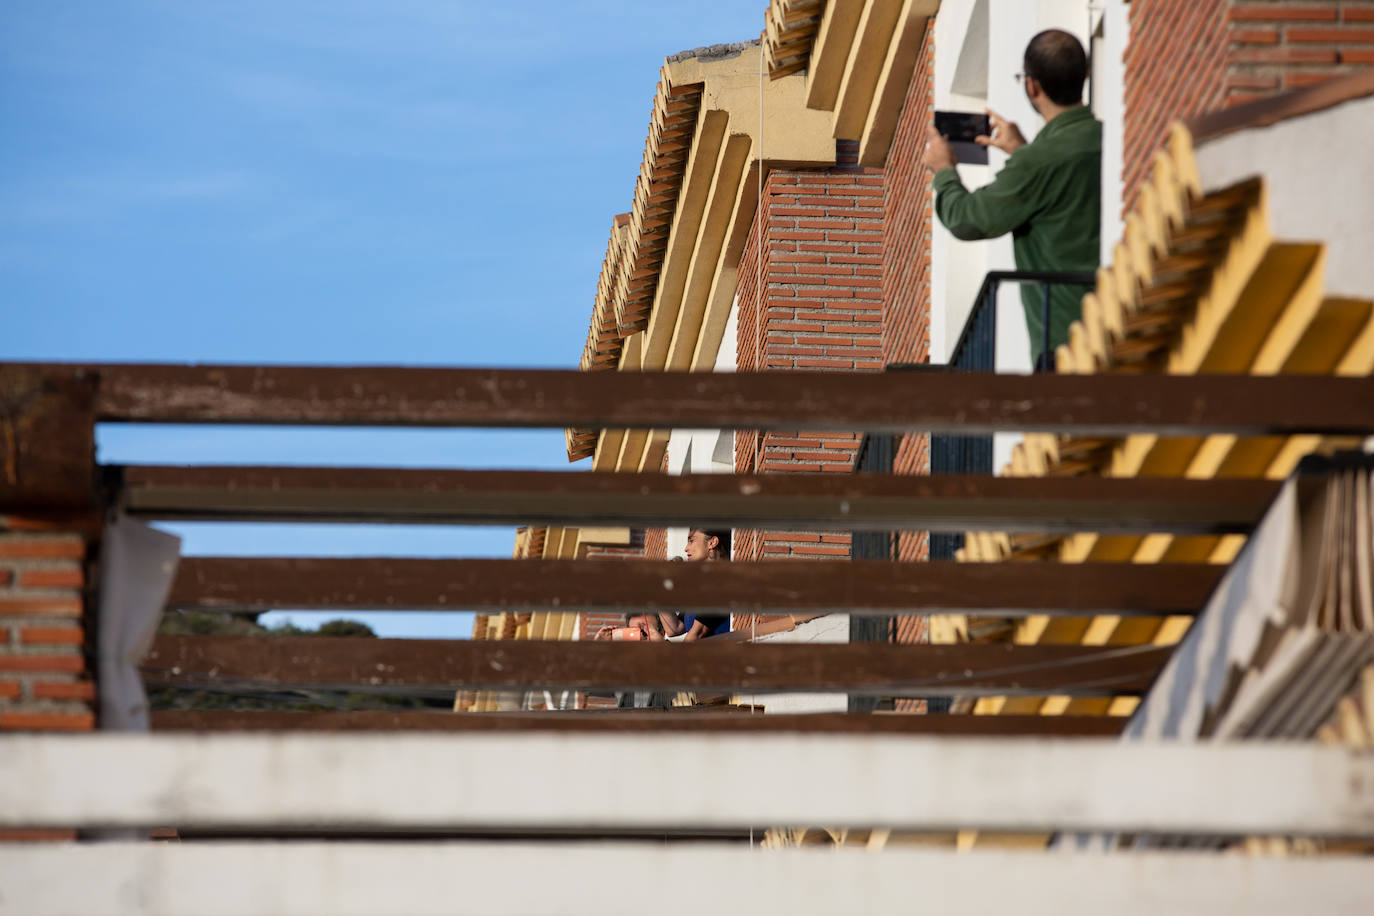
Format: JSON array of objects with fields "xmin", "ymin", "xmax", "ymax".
[
  {"xmin": 1, "ymin": 842, "xmax": 1372, "ymax": 916},
  {"xmin": 2, "ymin": 733, "xmax": 1373, "ymax": 836}
]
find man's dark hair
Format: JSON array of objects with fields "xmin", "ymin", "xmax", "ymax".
[{"xmin": 1023, "ymin": 29, "xmax": 1088, "ymax": 107}]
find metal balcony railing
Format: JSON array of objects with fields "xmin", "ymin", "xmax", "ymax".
[{"xmin": 930, "ymin": 269, "xmax": 1096, "ymax": 560}]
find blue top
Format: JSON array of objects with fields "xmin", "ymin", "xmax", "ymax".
[{"xmin": 683, "ymin": 614, "xmax": 730, "ymax": 637}]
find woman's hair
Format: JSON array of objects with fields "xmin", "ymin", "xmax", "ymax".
[{"xmin": 689, "ymin": 527, "xmax": 731, "ymax": 560}]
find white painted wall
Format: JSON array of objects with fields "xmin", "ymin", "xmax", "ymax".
[
  {"xmin": 931, "ymin": 0, "xmax": 992, "ymax": 365},
  {"xmin": 1195, "ymin": 96, "xmax": 1374, "ymax": 300},
  {"xmin": 734, "ymin": 615, "xmax": 851, "ymax": 713},
  {"xmin": 1097, "ymin": 0, "xmax": 1129, "ymax": 266},
  {"xmin": 933, "ymin": 1, "xmax": 1107, "ymax": 471},
  {"xmin": 665, "ymin": 297, "xmax": 740, "ymax": 557}
]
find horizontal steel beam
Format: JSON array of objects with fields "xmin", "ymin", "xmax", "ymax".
[
  {"xmin": 117, "ymin": 465, "xmax": 1280, "ymax": 534},
  {"xmin": 166, "ymin": 557, "xmax": 1222, "ymax": 616},
  {"xmin": 3, "ymin": 844, "xmax": 1372, "ymax": 916},
  {"xmin": 141, "ymin": 636, "xmax": 1173, "ymax": 696},
  {"xmin": 18, "ymin": 362, "xmax": 1372, "ymax": 435},
  {"xmin": 149, "ymin": 709, "xmax": 1128, "ymax": 735},
  {"xmin": 5, "ymin": 734, "xmax": 1373, "ymax": 837}
]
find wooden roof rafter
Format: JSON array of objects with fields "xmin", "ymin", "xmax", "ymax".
[
  {"xmin": 764, "ymin": 0, "xmax": 825, "ymax": 79},
  {"xmin": 568, "ymin": 73, "xmax": 704, "ymax": 461}
]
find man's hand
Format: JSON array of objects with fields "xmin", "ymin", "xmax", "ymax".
[
  {"xmin": 925, "ymin": 126, "xmax": 956, "ymax": 172},
  {"xmin": 975, "ymin": 108, "xmax": 1026, "ymax": 155}
]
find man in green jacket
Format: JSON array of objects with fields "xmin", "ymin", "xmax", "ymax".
[{"xmin": 927, "ymin": 29, "xmax": 1101, "ymax": 365}]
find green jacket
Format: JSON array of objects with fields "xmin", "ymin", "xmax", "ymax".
[{"xmin": 933, "ymin": 106, "xmax": 1101, "ymax": 363}]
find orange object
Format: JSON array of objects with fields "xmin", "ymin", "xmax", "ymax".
[{"xmin": 610, "ymin": 627, "xmax": 644, "ymax": 641}]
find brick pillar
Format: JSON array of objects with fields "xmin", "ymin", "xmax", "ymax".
[
  {"xmin": 880, "ymin": 25, "xmax": 938, "ymax": 710},
  {"xmin": 0, "ymin": 518, "xmax": 97, "ymax": 840},
  {"xmin": 883, "ymin": 20, "xmax": 936, "ymax": 581},
  {"xmin": 734, "ymin": 142, "xmax": 884, "ymax": 627},
  {"xmin": 0, "ymin": 523, "xmax": 95, "ymax": 731}
]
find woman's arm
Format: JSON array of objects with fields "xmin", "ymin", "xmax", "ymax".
[{"xmin": 682, "ymin": 620, "xmax": 710, "ymax": 642}]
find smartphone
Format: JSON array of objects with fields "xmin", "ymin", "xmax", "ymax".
[{"xmin": 933, "ymin": 110, "xmax": 991, "ymax": 165}]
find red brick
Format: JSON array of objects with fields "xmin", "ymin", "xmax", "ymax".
[
  {"xmin": 17, "ymin": 567, "xmax": 83, "ymax": 589},
  {"xmin": 788, "ymin": 545, "xmax": 851, "ymax": 557},
  {"xmin": 20, "ymin": 626, "xmax": 83, "ymax": 646},
  {"xmin": 0, "ymin": 537, "xmax": 84, "ymax": 560},
  {"xmin": 1346, "ymin": 8, "xmax": 1374, "ymax": 23},
  {"xmin": 1230, "ymin": 27, "xmax": 1280, "ymax": 44},
  {"xmin": 0, "ymin": 570, "xmax": 10, "ymax": 586},
  {"xmin": 1287, "ymin": 26, "xmax": 1374, "ymax": 42},
  {"xmin": 794, "ymin": 358, "xmax": 858, "ymax": 368},
  {"xmin": 0, "ymin": 829, "xmax": 78, "ymax": 841},
  {"xmin": 30, "ymin": 680, "xmax": 96, "ymax": 701},
  {"xmin": 1229, "ymin": 4, "xmax": 1338, "ymax": 21},
  {"xmin": 1283, "ymin": 69, "xmax": 1349, "ymax": 86},
  {"xmin": 0, "ymin": 711, "xmax": 95, "ymax": 730},
  {"xmin": 0, "ymin": 681, "xmax": 20, "ymax": 700},
  {"xmin": 1233, "ymin": 46, "xmax": 1340, "ymax": 63},
  {"xmin": 1225, "ymin": 72, "xmax": 1282, "ymax": 90},
  {"xmin": 0, "ymin": 655, "xmax": 84, "ymax": 673},
  {"xmin": 797, "ymin": 219, "xmax": 857, "ymax": 231},
  {"xmin": 1341, "ymin": 47, "xmax": 1374, "ymax": 62},
  {"xmin": 0, "ymin": 598, "xmax": 82, "ymax": 617}
]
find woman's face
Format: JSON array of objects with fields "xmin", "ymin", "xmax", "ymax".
[{"xmin": 684, "ymin": 530, "xmax": 716, "ymax": 561}]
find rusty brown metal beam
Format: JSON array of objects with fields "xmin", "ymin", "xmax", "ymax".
[
  {"xmin": 117, "ymin": 465, "xmax": 1279, "ymax": 535},
  {"xmin": 16, "ymin": 362, "xmax": 1368, "ymax": 436},
  {"xmin": 166, "ymin": 557, "xmax": 1220, "ymax": 617},
  {"xmin": 150, "ymin": 708, "xmax": 1128, "ymax": 736},
  {"xmin": 141, "ymin": 635, "xmax": 1172, "ymax": 696}
]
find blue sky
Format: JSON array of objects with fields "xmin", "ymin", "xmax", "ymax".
[{"xmin": 1, "ymin": 1, "xmax": 762, "ymax": 636}]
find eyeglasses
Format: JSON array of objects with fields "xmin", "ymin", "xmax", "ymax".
[{"xmin": 1014, "ymin": 71, "xmax": 1026, "ymax": 84}]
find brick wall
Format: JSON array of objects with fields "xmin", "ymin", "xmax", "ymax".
[
  {"xmin": 578, "ymin": 529, "xmax": 648, "ymax": 643},
  {"xmin": 1230, "ymin": 0, "xmax": 1374, "ymax": 94},
  {"xmin": 877, "ymin": 23, "xmax": 938, "ymax": 701},
  {"xmin": 578, "ymin": 530, "xmax": 648, "ymax": 708},
  {"xmin": 734, "ymin": 142, "xmax": 884, "ymax": 573},
  {"xmin": 729, "ymin": 142, "xmax": 888, "ymax": 632},
  {"xmin": 0, "ymin": 523, "xmax": 95, "ymax": 733},
  {"xmin": 883, "ymin": 19, "xmax": 936, "ymax": 588},
  {"xmin": 1125, "ymin": 0, "xmax": 1374, "ymax": 208}
]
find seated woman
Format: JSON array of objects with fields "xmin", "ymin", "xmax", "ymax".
[{"xmin": 677, "ymin": 527, "xmax": 731, "ymax": 641}]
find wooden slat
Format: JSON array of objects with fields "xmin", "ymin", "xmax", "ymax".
[
  {"xmin": 149, "ymin": 709, "xmax": 1129, "ymax": 735},
  {"xmin": 165, "ymin": 557, "xmax": 1223, "ymax": 616},
  {"xmin": 140, "ymin": 636, "xmax": 1174, "ymax": 696},
  {"xmin": 23, "ymin": 363, "xmax": 1372, "ymax": 435},
  {"xmin": 6, "ymin": 734, "xmax": 1374, "ymax": 837},
  {"xmin": 4, "ymin": 844, "xmax": 1372, "ymax": 916},
  {"xmin": 118, "ymin": 465, "xmax": 1280, "ymax": 534},
  {"xmin": 0, "ymin": 366, "xmax": 97, "ymax": 509}
]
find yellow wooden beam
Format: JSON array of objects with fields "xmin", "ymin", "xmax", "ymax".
[
  {"xmin": 832, "ymin": 0, "xmax": 903, "ymax": 140},
  {"xmin": 806, "ymin": 0, "xmax": 865, "ymax": 111},
  {"xmin": 859, "ymin": 0, "xmax": 935, "ymax": 167}
]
